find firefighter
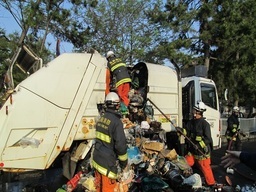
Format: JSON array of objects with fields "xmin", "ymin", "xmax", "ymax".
[
  {"xmin": 225, "ymin": 106, "xmax": 242, "ymax": 151},
  {"xmin": 184, "ymin": 101, "xmax": 215, "ymax": 186},
  {"xmin": 92, "ymin": 92, "xmax": 128, "ymax": 192},
  {"xmin": 105, "ymin": 51, "xmax": 131, "ymax": 113}
]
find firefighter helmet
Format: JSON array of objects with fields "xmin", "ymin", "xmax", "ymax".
[
  {"xmin": 233, "ymin": 106, "xmax": 239, "ymax": 113},
  {"xmin": 105, "ymin": 92, "xmax": 120, "ymax": 108},
  {"xmin": 193, "ymin": 101, "xmax": 206, "ymax": 112},
  {"xmin": 106, "ymin": 51, "xmax": 115, "ymax": 59}
]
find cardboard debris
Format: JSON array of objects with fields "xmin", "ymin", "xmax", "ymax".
[
  {"xmin": 115, "ymin": 182, "xmax": 129, "ymax": 192},
  {"xmin": 82, "ymin": 175, "xmax": 96, "ymax": 191},
  {"xmin": 160, "ymin": 148, "xmax": 178, "ymax": 160},
  {"xmin": 122, "ymin": 118, "xmax": 135, "ymax": 129},
  {"xmin": 135, "ymin": 137, "xmax": 142, "ymax": 147},
  {"xmin": 142, "ymin": 141, "xmax": 165, "ymax": 152},
  {"xmin": 141, "ymin": 149, "xmax": 158, "ymax": 158}
]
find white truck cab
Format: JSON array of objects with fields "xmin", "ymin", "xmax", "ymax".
[{"xmin": 182, "ymin": 74, "xmax": 221, "ymax": 149}]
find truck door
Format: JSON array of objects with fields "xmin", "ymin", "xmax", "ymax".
[
  {"xmin": 182, "ymin": 78, "xmax": 221, "ymax": 149},
  {"xmin": 182, "ymin": 81, "xmax": 195, "ymax": 125},
  {"xmin": 200, "ymin": 82, "xmax": 221, "ymax": 149}
]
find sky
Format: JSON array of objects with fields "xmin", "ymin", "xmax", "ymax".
[{"xmin": 0, "ymin": 7, "xmax": 74, "ymax": 54}]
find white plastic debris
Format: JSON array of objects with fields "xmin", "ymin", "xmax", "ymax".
[
  {"xmin": 19, "ymin": 137, "xmax": 41, "ymax": 148},
  {"xmin": 182, "ymin": 173, "xmax": 202, "ymax": 189},
  {"xmin": 226, "ymin": 167, "xmax": 234, "ymax": 174},
  {"xmin": 141, "ymin": 121, "xmax": 150, "ymax": 129}
]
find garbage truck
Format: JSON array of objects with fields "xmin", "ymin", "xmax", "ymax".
[{"xmin": 0, "ymin": 51, "xmax": 221, "ymax": 179}]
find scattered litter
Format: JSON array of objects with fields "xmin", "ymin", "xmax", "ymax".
[{"xmin": 19, "ymin": 137, "xmax": 41, "ymax": 148}]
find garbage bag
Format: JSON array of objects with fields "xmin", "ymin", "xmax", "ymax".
[
  {"xmin": 172, "ymin": 155, "xmax": 193, "ymax": 177},
  {"xmin": 182, "ymin": 173, "xmax": 202, "ymax": 189},
  {"xmin": 141, "ymin": 175, "xmax": 170, "ymax": 192},
  {"xmin": 127, "ymin": 146, "xmax": 142, "ymax": 165}
]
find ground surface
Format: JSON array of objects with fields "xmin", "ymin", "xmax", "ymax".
[{"xmin": 210, "ymin": 138, "xmax": 256, "ymax": 187}]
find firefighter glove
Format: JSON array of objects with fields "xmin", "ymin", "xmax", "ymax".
[
  {"xmin": 176, "ymin": 127, "xmax": 187, "ymax": 135},
  {"xmin": 196, "ymin": 138, "xmax": 209, "ymax": 154},
  {"xmin": 203, "ymin": 146, "xmax": 209, "ymax": 154}
]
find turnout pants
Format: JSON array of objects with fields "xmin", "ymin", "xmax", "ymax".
[
  {"xmin": 117, "ymin": 83, "xmax": 130, "ymax": 106},
  {"xmin": 94, "ymin": 170, "xmax": 117, "ymax": 192},
  {"xmin": 185, "ymin": 154, "xmax": 215, "ymax": 186}
]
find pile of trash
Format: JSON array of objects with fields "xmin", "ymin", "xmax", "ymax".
[
  {"xmin": 56, "ymin": 87, "xmax": 252, "ymax": 191},
  {"xmin": 57, "ymin": 119, "xmax": 226, "ymax": 192},
  {"xmin": 55, "ymin": 119, "xmax": 256, "ymax": 192}
]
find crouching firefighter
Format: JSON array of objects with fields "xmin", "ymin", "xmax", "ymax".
[
  {"xmin": 92, "ymin": 92, "xmax": 128, "ymax": 192},
  {"xmin": 178, "ymin": 101, "xmax": 216, "ymax": 186}
]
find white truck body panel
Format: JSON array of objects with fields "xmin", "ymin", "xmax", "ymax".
[
  {"xmin": 0, "ymin": 53, "xmax": 106, "ymax": 170},
  {"xmin": 145, "ymin": 63, "xmax": 179, "ymax": 131}
]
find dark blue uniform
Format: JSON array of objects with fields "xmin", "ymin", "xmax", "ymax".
[{"xmin": 92, "ymin": 109, "xmax": 128, "ymax": 179}]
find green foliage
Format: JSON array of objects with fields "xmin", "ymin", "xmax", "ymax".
[
  {"xmin": 76, "ymin": 0, "xmax": 157, "ymax": 65},
  {"xmin": 147, "ymin": 0, "xmax": 256, "ymax": 108},
  {"xmin": 209, "ymin": 0, "xmax": 256, "ymax": 107},
  {"xmin": 0, "ymin": 29, "xmax": 11, "ymax": 71},
  {"xmin": 0, "ymin": 0, "xmax": 97, "ymax": 55},
  {"xmin": 0, "ymin": 31, "xmax": 29, "ymax": 87},
  {"xmin": 0, "ymin": 29, "xmax": 18, "ymax": 106},
  {"xmin": 146, "ymin": 0, "xmax": 212, "ymax": 68}
]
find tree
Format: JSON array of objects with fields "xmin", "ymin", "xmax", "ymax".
[
  {"xmin": 0, "ymin": 29, "xmax": 11, "ymax": 69},
  {"xmin": 209, "ymin": 0, "xmax": 256, "ymax": 108},
  {"xmin": 0, "ymin": 0, "xmax": 99, "ymax": 90},
  {"xmin": 77, "ymin": 0, "xmax": 159, "ymax": 65},
  {"xmin": 147, "ymin": 0, "xmax": 216, "ymax": 69},
  {"xmin": 0, "ymin": 0, "xmax": 169, "ymax": 65},
  {"xmin": 0, "ymin": 30, "xmax": 28, "ymax": 88},
  {"xmin": 0, "ymin": 0, "xmax": 98, "ymax": 58},
  {"xmin": 147, "ymin": 0, "xmax": 256, "ymax": 109},
  {"xmin": 0, "ymin": 29, "xmax": 27, "ymax": 106}
]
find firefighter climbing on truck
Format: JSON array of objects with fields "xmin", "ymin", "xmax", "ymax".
[{"xmin": 105, "ymin": 51, "xmax": 131, "ymax": 115}]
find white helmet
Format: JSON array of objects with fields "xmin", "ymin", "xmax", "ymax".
[
  {"xmin": 106, "ymin": 51, "xmax": 115, "ymax": 59},
  {"xmin": 233, "ymin": 106, "xmax": 239, "ymax": 113},
  {"xmin": 105, "ymin": 92, "xmax": 120, "ymax": 107},
  {"xmin": 193, "ymin": 101, "xmax": 206, "ymax": 112}
]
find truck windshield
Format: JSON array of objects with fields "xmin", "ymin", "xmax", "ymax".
[{"xmin": 201, "ymin": 83, "xmax": 218, "ymax": 110}]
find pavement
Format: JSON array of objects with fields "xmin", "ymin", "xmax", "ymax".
[{"xmin": 210, "ymin": 138, "xmax": 256, "ymax": 188}]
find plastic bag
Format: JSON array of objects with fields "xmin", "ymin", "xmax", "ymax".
[
  {"xmin": 127, "ymin": 146, "xmax": 142, "ymax": 165},
  {"xmin": 19, "ymin": 137, "xmax": 41, "ymax": 148}
]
